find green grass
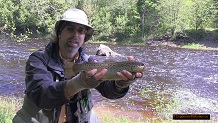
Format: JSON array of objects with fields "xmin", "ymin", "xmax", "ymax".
[
  {"xmin": 0, "ymin": 96, "xmax": 22, "ymax": 123},
  {"xmin": 88, "ymin": 39, "xmax": 146, "ymax": 46},
  {"xmin": 181, "ymin": 42, "xmax": 216, "ymax": 50},
  {"xmin": 182, "ymin": 42, "xmax": 206, "ymax": 49},
  {"xmin": 180, "ymin": 40, "xmax": 218, "ymax": 50}
]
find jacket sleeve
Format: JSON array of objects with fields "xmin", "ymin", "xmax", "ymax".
[
  {"xmin": 95, "ymin": 81, "xmax": 129, "ymax": 99},
  {"xmin": 25, "ymin": 51, "xmax": 69, "ymax": 109}
]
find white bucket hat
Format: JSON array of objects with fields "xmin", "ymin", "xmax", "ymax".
[{"xmin": 54, "ymin": 8, "xmax": 94, "ymax": 41}]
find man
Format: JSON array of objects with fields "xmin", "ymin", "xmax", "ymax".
[{"xmin": 13, "ymin": 8, "xmax": 142, "ymax": 123}]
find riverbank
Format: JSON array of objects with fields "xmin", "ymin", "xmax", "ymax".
[
  {"xmin": 89, "ymin": 29, "xmax": 218, "ymax": 50},
  {"xmin": 1, "ymin": 32, "xmax": 217, "ymax": 51},
  {"xmin": 2, "ymin": 96, "xmax": 217, "ymax": 123},
  {"xmin": 0, "ymin": 96, "xmax": 158, "ymax": 123},
  {"xmin": 146, "ymin": 40, "xmax": 218, "ymax": 50},
  {"xmin": 88, "ymin": 40, "xmax": 218, "ymax": 51}
]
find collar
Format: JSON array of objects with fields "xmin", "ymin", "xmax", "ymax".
[
  {"xmin": 59, "ymin": 50, "xmax": 79, "ymax": 63},
  {"xmin": 45, "ymin": 42, "xmax": 86, "ymax": 77}
]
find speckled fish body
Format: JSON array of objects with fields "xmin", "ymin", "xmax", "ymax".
[{"xmin": 64, "ymin": 61, "xmax": 146, "ymax": 80}]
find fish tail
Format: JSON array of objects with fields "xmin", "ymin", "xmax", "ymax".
[{"xmin": 63, "ymin": 60, "xmax": 76, "ymax": 78}]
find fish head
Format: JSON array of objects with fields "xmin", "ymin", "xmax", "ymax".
[{"xmin": 132, "ymin": 62, "xmax": 146, "ymax": 72}]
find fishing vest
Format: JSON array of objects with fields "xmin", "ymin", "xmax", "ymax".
[
  {"xmin": 13, "ymin": 83, "xmax": 94, "ymax": 123},
  {"xmin": 13, "ymin": 54, "xmax": 94, "ymax": 123}
]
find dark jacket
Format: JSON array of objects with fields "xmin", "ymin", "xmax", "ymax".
[{"xmin": 13, "ymin": 42, "xmax": 128, "ymax": 123}]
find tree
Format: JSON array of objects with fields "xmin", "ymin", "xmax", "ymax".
[
  {"xmin": 190, "ymin": 0, "xmax": 217, "ymax": 30},
  {"xmin": 137, "ymin": 0, "xmax": 158, "ymax": 39},
  {"xmin": 156, "ymin": 0, "xmax": 187, "ymax": 38},
  {"xmin": 0, "ymin": 0, "xmax": 217, "ymax": 41}
]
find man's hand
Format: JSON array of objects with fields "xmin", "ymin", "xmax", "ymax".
[
  {"xmin": 117, "ymin": 70, "xmax": 143, "ymax": 81},
  {"xmin": 86, "ymin": 60, "xmax": 108, "ymax": 80},
  {"xmin": 86, "ymin": 68, "xmax": 108, "ymax": 80},
  {"xmin": 65, "ymin": 68, "xmax": 108, "ymax": 99},
  {"xmin": 115, "ymin": 56, "xmax": 143, "ymax": 88}
]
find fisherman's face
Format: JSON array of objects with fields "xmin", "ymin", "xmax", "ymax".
[{"xmin": 58, "ymin": 22, "xmax": 87, "ymax": 59}]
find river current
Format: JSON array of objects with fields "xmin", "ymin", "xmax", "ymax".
[{"xmin": 0, "ymin": 39, "xmax": 217, "ymax": 120}]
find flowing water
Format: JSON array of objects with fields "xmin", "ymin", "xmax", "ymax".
[{"xmin": 0, "ymin": 39, "xmax": 218, "ymax": 120}]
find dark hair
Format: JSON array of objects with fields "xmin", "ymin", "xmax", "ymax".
[{"xmin": 56, "ymin": 21, "xmax": 69, "ymax": 36}]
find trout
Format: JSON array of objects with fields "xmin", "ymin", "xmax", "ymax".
[{"xmin": 64, "ymin": 61, "xmax": 146, "ymax": 80}]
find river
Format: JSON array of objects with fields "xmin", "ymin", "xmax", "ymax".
[{"xmin": 0, "ymin": 39, "xmax": 217, "ymax": 121}]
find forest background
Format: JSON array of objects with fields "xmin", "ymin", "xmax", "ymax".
[{"xmin": 0, "ymin": 0, "xmax": 217, "ymax": 43}]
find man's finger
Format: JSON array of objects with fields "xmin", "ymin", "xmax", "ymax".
[
  {"xmin": 86, "ymin": 69, "xmax": 98, "ymax": 77},
  {"xmin": 93, "ymin": 60, "xmax": 98, "ymax": 62},
  {"xmin": 135, "ymin": 72, "xmax": 142, "ymax": 78},
  {"xmin": 94, "ymin": 69, "xmax": 108, "ymax": 80},
  {"xmin": 121, "ymin": 70, "xmax": 135, "ymax": 80},
  {"xmin": 127, "ymin": 56, "xmax": 134, "ymax": 61},
  {"xmin": 117, "ymin": 71, "xmax": 129, "ymax": 81}
]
